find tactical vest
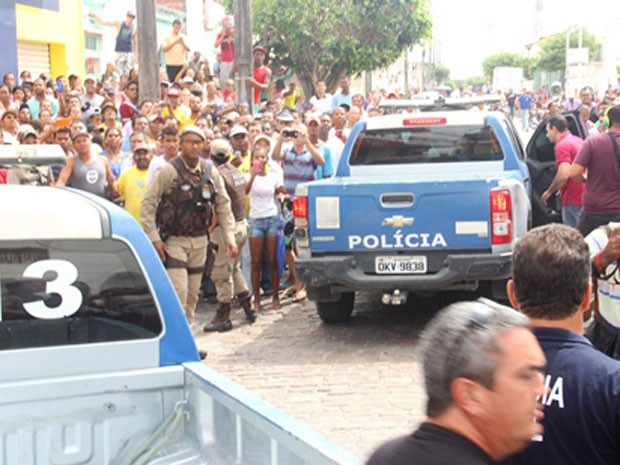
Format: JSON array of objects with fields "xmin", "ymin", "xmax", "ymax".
[
  {"xmin": 156, "ymin": 157, "xmax": 216, "ymax": 239},
  {"xmin": 217, "ymin": 163, "xmax": 246, "ymax": 222}
]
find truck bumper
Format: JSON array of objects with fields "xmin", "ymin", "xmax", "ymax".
[{"xmin": 296, "ymin": 253, "xmax": 512, "ymax": 291}]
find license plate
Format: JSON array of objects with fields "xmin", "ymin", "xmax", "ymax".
[{"xmin": 375, "ymin": 256, "xmax": 427, "ymax": 274}]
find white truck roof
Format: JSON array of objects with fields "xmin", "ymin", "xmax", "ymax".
[{"xmin": 0, "ymin": 186, "xmax": 104, "ymax": 240}]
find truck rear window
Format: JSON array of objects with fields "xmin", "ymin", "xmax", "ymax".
[
  {"xmin": 0, "ymin": 239, "xmax": 162, "ymax": 350},
  {"xmin": 350, "ymin": 125, "xmax": 503, "ymax": 165}
]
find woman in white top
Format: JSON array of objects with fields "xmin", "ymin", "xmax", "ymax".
[{"xmin": 246, "ymin": 146, "xmax": 287, "ymax": 311}]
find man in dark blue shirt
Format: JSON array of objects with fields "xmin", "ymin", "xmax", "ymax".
[
  {"xmin": 367, "ymin": 300, "xmax": 545, "ymax": 465},
  {"xmin": 503, "ymin": 223, "xmax": 620, "ymax": 465}
]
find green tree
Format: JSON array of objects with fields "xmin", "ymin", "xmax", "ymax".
[
  {"xmin": 535, "ymin": 29, "xmax": 601, "ymax": 78},
  {"xmin": 481, "ymin": 52, "xmax": 526, "ymax": 81},
  {"xmin": 225, "ymin": 0, "xmax": 432, "ymax": 98},
  {"xmin": 433, "ymin": 65, "xmax": 450, "ymax": 84}
]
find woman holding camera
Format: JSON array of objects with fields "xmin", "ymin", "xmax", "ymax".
[{"xmin": 245, "ymin": 145, "xmax": 287, "ymax": 311}]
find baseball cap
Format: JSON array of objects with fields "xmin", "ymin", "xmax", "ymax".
[
  {"xmin": 127, "ymin": 10, "xmax": 136, "ymax": 18},
  {"xmin": 71, "ymin": 130, "xmax": 91, "ymax": 141},
  {"xmin": 253, "ymin": 45, "xmax": 268, "ymax": 54},
  {"xmin": 167, "ymin": 87, "xmax": 180, "ymax": 97},
  {"xmin": 223, "ymin": 111, "xmax": 240, "ymax": 122},
  {"xmin": 210, "ymin": 138, "xmax": 232, "ymax": 161},
  {"xmin": 149, "ymin": 114, "xmax": 163, "ymax": 123},
  {"xmin": 179, "ymin": 125, "xmax": 206, "ymax": 141},
  {"xmin": 181, "ymin": 76, "xmax": 194, "ymax": 85},
  {"xmin": 160, "ymin": 81, "xmax": 171, "ymax": 88},
  {"xmin": 133, "ymin": 142, "xmax": 150, "ymax": 154},
  {"xmin": 305, "ymin": 113, "xmax": 320, "ymax": 125},
  {"xmin": 223, "ymin": 16, "xmax": 234, "ymax": 27},
  {"xmin": 86, "ymin": 123, "xmax": 104, "ymax": 133},
  {"xmin": 17, "ymin": 124, "xmax": 37, "ymax": 140},
  {"xmin": 253, "ymin": 134, "xmax": 272, "ymax": 147},
  {"xmin": 84, "ymin": 73, "xmax": 97, "ymax": 83},
  {"xmin": 100, "ymin": 103, "xmax": 117, "ymax": 114},
  {"xmin": 229, "ymin": 125, "xmax": 248, "ymax": 137},
  {"xmin": 276, "ymin": 109, "xmax": 295, "ymax": 122}
]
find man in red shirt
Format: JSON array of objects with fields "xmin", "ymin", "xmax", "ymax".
[
  {"xmin": 214, "ymin": 16, "xmax": 235, "ymax": 89},
  {"xmin": 541, "ymin": 115, "xmax": 584, "ymax": 228},
  {"xmin": 248, "ymin": 46, "xmax": 272, "ymax": 113}
]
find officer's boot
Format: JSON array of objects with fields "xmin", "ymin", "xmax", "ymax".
[
  {"xmin": 203, "ymin": 302, "xmax": 233, "ymax": 332},
  {"xmin": 237, "ymin": 290, "xmax": 256, "ymax": 323}
]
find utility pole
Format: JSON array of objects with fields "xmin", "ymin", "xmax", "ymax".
[
  {"xmin": 137, "ymin": 0, "xmax": 159, "ymax": 102},
  {"xmin": 234, "ymin": 0, "xmax": 253, "ymax": 113}
]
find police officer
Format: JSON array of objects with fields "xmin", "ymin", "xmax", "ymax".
[
  {"xmin": 204, "ymin": 139, "xmax": 254, "ymax": 332},
  {"xmin": 141, "ymin": 125, "xmax": 238, "ymax": 322}
]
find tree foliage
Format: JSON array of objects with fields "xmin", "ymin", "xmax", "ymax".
[
  {"xmin": 481, "ymin": 52, "xmax": 527, "ymax": 81},
  {"xmin": 535, "ymin": 29, "xmax": 601, "ymax": 76},
  {"xmin": 224, "ymin": 0, "xmax": 432, "ymax": 98},
  {"xmin": 433, "ymin": 65, "xmax": 450, "ymax": 84}
]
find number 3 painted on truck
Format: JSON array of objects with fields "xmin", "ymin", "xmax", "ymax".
[{"xmin": 22, "ymin": 260, "xmax": 83, "ymax": 319}]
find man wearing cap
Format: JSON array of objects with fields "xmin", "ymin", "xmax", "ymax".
[
  {"xmin": 89, "ymin": 10, "xmax": 138, "ymax": 77},
  {"xmin": 162, "ymin": 87, "xmax": 190, "ymax": 130},
  {"xmin": 141, "ymin": 125, "xmax": 238, "ymax": 322},
  {"xmin": 2, "ymin": 109, "xmax": 19, "ymax": 144},
  {"xmin": 56, "ymin": 131, "xmax": 118, "ymax": 199},
  {"xmin": 248, "ymin": 46, "xmax": 272, "ymax": 113},
  {"xmin": 204, "ymin": 138, "xmax": 254, "ymax": 332},
  {"xmin": 116, "ymin": 143, "xmax": 152, "ymax": 224},
  {"xmin": 100, "ymin": 102, "xmax": 122, "ymax": 133},
  {"xmin": 162, "ymin": 19, "xmax": 190, "ymax": 83},
  {"xmin": 214, "ymin": 16, "xmax": 235, "ymax": 89},
  {"xmin": 229, "ymin": 125, "xmax": 252, "ymax": 174},
  {"xmin": 306, "ymin": 114, "xmax": 334, "ymax": 179},
  {"xmin": 79, "ymin": 75, "xmax": 105, "ymax": 114},
  {"xmin": 26, "ymin": 78, "xmax": 59, "ymax": 120},
  {"xmin": 17, "ymin": 124, "xmax": 38, "ymax": 145},
  {"xmin": 120, "ymin": 80, "xmax": 139, "ymax": 124}
]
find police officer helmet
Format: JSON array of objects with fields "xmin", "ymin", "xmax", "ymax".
[{"xmin": 210, "ymin": 138, "xmax": 232, "ymax": 162}]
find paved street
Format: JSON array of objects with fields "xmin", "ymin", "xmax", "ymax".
[{"xmin": 193, "ymin": 290, "xmax": 476, "ymax": 461}]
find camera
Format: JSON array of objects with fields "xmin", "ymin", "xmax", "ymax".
[{"xmin": 283, "ymin": 130, "xmax": 298, "ymax": 138}]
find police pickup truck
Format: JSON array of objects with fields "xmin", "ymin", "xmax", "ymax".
[
  {"xmin": 294, "ymin": 99, "xmax": 546, "ymax": 323},
  {"xmin": 0, "ymin": 147, "xmax": 362, "ymax": 465},
  {"xmin": 294, "ymin": 98, "xmax": 588, "ymax": 323}
]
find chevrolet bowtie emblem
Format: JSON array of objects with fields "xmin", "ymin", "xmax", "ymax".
[{"xmin": 382, "ymin": 216, "xmax": 414, "ymax": 227}]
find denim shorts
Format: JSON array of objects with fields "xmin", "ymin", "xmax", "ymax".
[{"xmin": 249, "ymin": 215, "xmax": 280, "ymax": 237}]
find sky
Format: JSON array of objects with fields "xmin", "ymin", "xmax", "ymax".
[{"xmin": 432, "ymin": 0, "xmax": 620, "ymax": 79}]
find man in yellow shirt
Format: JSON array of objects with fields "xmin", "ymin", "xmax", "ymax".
[{"xmin": 116, "ymin": 142, "xmax": 151, "ymax": 223}]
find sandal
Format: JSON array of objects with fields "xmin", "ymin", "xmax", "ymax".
[
  {"xmin": 282, "ymin": 286, "xmax": 296, "ymax": 298},
  {"xmin": 292, "ymin": 289, "xmax": 307, "ymax": 303}
]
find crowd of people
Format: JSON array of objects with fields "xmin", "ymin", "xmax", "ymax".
[{"xmin": 2, "ymin": 12, "xmax": 620, "ymax": 462}]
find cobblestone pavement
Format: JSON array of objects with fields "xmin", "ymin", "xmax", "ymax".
[{"xmin": 192, "ymin": 290, "xmax": 471, "ymax": 461}]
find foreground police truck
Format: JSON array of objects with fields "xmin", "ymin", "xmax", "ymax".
[
  {"xmin": 293, "ymin": 109, "xmax": 532, "ymax": 323},
  {"xmin": 0, "ymin": 183, "xmax": 362, "ymax": 465}
]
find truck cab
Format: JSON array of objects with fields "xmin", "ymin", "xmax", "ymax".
[
  {"xmin": 0, "ymin": 174, "xmax": 361, "ymax": 464},
  {"xmin": 294, "ymin": 109, "xmax": 532, "ymax": 323}
]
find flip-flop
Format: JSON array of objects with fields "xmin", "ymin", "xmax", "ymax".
[
  {"xmin": 282, "ymin": 286, "xmax": 296, "ymax": 298},
  {"xmin": 292, "ymin": 289, "xmax": 307, "ymax": 303}
]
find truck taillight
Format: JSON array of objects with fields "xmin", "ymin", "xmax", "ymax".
[
  {"xmin": 490, "ymin": 189, "xmax": 512, "ymax": 244},
  {"xmin": 293, "ymin": 196, "xmax": 308, "ymax": 219}
]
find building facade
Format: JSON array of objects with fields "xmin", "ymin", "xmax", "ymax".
[{"xmin": 0, "ymin": 0, "xmax": 84, "ymax": 81}]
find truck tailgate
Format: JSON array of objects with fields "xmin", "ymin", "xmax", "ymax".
[{"xmin": 307, "ymin": 179, "xmax": 493, "ymax": 252}]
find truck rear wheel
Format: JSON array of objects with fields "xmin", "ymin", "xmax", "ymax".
[{"xmin": 316, "ymin": 292, "xmax": 355, "ymax": 323}]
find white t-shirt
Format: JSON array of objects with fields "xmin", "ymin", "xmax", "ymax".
[
  {"xmin": 249, "ymin": 171, "xmax": 283, "ymax": 219},
  {"xmin": 309, "ymin": 93, "xmax": 333, "ymax": 113},
  {"xmin": 586, "ymin": 224, "xmax": 620, "ymax": 326},
  {"xmin": 147, "ymin": 155, "xmax": 168, "ymax": 185}
]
